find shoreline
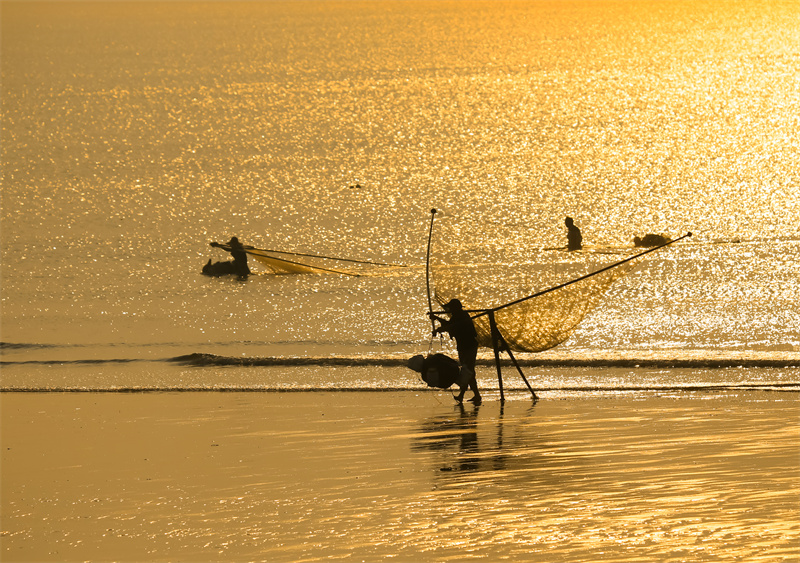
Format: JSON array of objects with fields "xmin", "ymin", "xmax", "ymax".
[
  {"xmin": 2, "ymin": 359, "xmax": 799, "ymax": 395},
  {"xmin": 1, "ymin": 384, "xmax": 798, "ymax": 394}
]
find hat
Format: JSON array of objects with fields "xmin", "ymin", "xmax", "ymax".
[
  {"xmin": 407, "ymin": 355, "xmax": 424, "ymax": 373},
  {"xmin": 443, "ymin": 298, "xmax": 463, "ymax": 311}
]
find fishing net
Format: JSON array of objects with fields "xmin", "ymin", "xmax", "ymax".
[
  {"xmin": 247, "ymin": 249, "xmax": 357, "ymax": 276},
  {"xmin": 430, "ymin": 217, "xmax": 648, "ymax": 353},
  {"xmin": 432, "ymin": 260, "xmax": 644, "ymax": 353},
  {"xmin": 209, "ymin": 242, "xmax": 406, "ymax": 276}
]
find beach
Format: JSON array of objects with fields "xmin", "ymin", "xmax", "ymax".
[{"xmin": 2, "ymin": 388, "xmax": 798, "ymax": 562}]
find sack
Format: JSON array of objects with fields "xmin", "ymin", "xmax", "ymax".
[{"xmin": 421, "ymin": 354, "xmax": 461, "ymax": 389}]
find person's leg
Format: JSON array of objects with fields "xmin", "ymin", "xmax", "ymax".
[
  {"xmin": 467, "ymin": 375, "xmax": 481, "ymax": 404},
  {"xmin": 459, "ymin": 346, "xmax": 480, "ymax": 403},
  {"xmin": 454, "ymin": 365, "xmax": 472, "ymax": 403}
]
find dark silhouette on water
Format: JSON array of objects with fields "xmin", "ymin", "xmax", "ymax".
[
  {"xmin": 202, "ymin": 259, "xmax": 238, "ymax": 277},
  {"xmin": 429, "ymin": 298, "xmax": 482, "ymax": 405},
  {"xmin": 634, "ymin": 233, "xmax": 670, "ymax": 247},
  {"xmin": 565, "ymin": 217, "xmax": 582, "ymax": 251},
  {"xmin": 204, "ymin": 236, "xmax": 251, "ymax": 279}
]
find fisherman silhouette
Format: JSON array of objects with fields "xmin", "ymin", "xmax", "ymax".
[
  {"xmin": 207, "ymin": 236, "xmax": 251, "ymax": 279},
  {"xmin": 565, "ymin": 217, "xmax": 582, "ymax": 251},
  {"xmin": 226, "ymin": 237, "xmax": 251, "ymax": 278},
  {"xmin": 429, "ymin": 298, "xmax": 482, "ymax": 405}
]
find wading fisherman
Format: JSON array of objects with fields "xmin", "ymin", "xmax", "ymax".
[
  {"xmin": 429, "ymin": 298, "xmax": 482, "ymax": 405},
  {"xmin": 565, "ymin": 217, "xmax": 582, "ymax": 251}
]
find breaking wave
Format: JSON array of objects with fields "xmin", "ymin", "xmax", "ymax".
[
  {"xmin": 167, "ymin": 353, "xmax": 800, "ymax": 370},
  {"xmin": 3, "ymin": 352, "xmax": 800, "ymax": 370},
  {"xmin": 2, "ymin": 383, "xmax": 798, "ymax": 393}
]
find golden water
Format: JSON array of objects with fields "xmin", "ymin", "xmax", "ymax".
[
  {"xmin": 2, "ymin": 392, "xmax": 798, "ymax": 561},
  {"xmin": 2, "ymin": 0, "xmax": 798, "ymax": 361}
]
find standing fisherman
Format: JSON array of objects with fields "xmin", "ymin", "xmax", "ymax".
[
  {"xmin": 430, "ymin": 298, "xmax": 482, "ymax": 405},
  {"xmin": 565, "ymin": 217, "xmax": 582, "ymax": 251}
]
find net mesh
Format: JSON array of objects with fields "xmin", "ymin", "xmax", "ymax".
[
  {"xmin": 430, "ymin": 217, "xmax": 647, "ymax": 353},
  {"xmin": 433, "ymin": 260, "xmax": 644, "ymax": 353},
  {"xmin": 247, "ymin": 250, "xmax": 357, "ymax": 276}
]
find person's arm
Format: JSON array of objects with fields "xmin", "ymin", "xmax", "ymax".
[{"xmin": 430, "ymin": 315, "xmax": 454, "ymax": 337}]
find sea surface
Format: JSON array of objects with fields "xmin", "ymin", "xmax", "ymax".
[{"xmin": 2, "ymin": 0, "xmax": 799, "ymax": 394}]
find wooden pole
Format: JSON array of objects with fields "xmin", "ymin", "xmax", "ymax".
[
  {"xmin": 425, "ymin": 209, "xmax": 438, "ymax": 335},
  {"xmin": 489, "ymin": 311, "xmax": 505, "ymax": 402},
  {"xmin": 500, "ymin": 335, "xmax": 538, "ymax": 401}
]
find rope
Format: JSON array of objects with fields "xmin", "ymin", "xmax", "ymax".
[{"xmin": 244, "ymin": 246, "xmax": 406, "ymax": 267}]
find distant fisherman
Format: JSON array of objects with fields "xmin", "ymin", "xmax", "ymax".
[
  {"xmin": 210, "ymin": 236, "xmax": 251, "ymax": 279},
  {"xmin": 565, "ymin": 217, "xmax": 582, "ymax": 251},
  {"xmin": 429, "ymin": 298, "xmax": 482, "ymax": 405}
]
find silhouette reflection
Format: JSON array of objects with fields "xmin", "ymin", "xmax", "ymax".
[{"xmin": 411, "ymin": 403, "xmax": 536, "ymax": 474}]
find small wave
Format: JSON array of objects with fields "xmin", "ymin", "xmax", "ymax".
[
  {"xmin": 168, "ymin": 353, "xmax": 800, "ymax": 370},
  {"xmin": 2, "ymin": 383, "xmax": 798, "ymax": 393},
  {"xmin": 0, "ymin": 342, "xmax": 59, "ymax": 351},
  {"xmin": 169, "ymin": 353, "xmax": 411, "ymax": 367},
  {"xmin": 3, "ymin": 352, "xmax": 800, "ymax": 369},
  {"xmin": 0, "ymin": 358, "xmax": 142, "ymax": 366}
]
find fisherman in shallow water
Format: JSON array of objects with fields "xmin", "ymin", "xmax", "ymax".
[
  {"xmin": 208, "ymin": 236, "xmax": 251, "ymax": 279},
  {"xmin": 429, "ymin": 298, "xmax": 482, "ymax": 405},
  {"xmin": 565, "ymin": 217, "xmax": 582, "ymax": 251}
]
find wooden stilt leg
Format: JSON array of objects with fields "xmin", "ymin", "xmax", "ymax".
[
  {"xmin": 489, "ymin": 312, "xmax": 505, "ymax": 403},
  {"xmin": 503, "ymin": 342, "xmax": 538, "ymax": 402},
  {"xmin": 492, "ymin": 323, "xmax": 538, "ymax": 402}
]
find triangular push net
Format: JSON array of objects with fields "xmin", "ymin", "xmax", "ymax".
[
  {"xmin": 430, "ymin": 217, "xmax": 657, "ymax": 354},
  {"xmin": 433, "ymin": 260, "xmax": 644, "ymax": 353}
]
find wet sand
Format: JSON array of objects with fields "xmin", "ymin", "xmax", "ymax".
[{"xmin": 2, "ymin": 390, "xmax": 798, "ymax": 562}]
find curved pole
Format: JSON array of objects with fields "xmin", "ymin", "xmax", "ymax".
[{"xmin": 425, "ymin": 208, "xmax": 438, "ymax": 334}]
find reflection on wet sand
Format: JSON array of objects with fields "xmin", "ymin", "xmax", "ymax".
[
  {"xmin": 2, "ymin": 392, "xmax": 797, "ymax": 562},
  {"xmin": 403, "ymin": 396, "xmax": 799, "ymax": 561},
  {"xmin": 412, "ymin": 403, "xmax": 538, "ymax": 475},
  {"xmin": 413, "ymin": 404, "xmax": 484, "ymax": 473}
]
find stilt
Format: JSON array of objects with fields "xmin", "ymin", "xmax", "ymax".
[
  {"xmin": 489, "ymin": 311, "xmax": 538, "ymax": 402},
  {"xmin": 501, "ymin": 339, "xmax": 538, "ymax": 401},
  {"xmin": 488, "ymin": 311, "xmax": 505, "ymax": 402}
]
